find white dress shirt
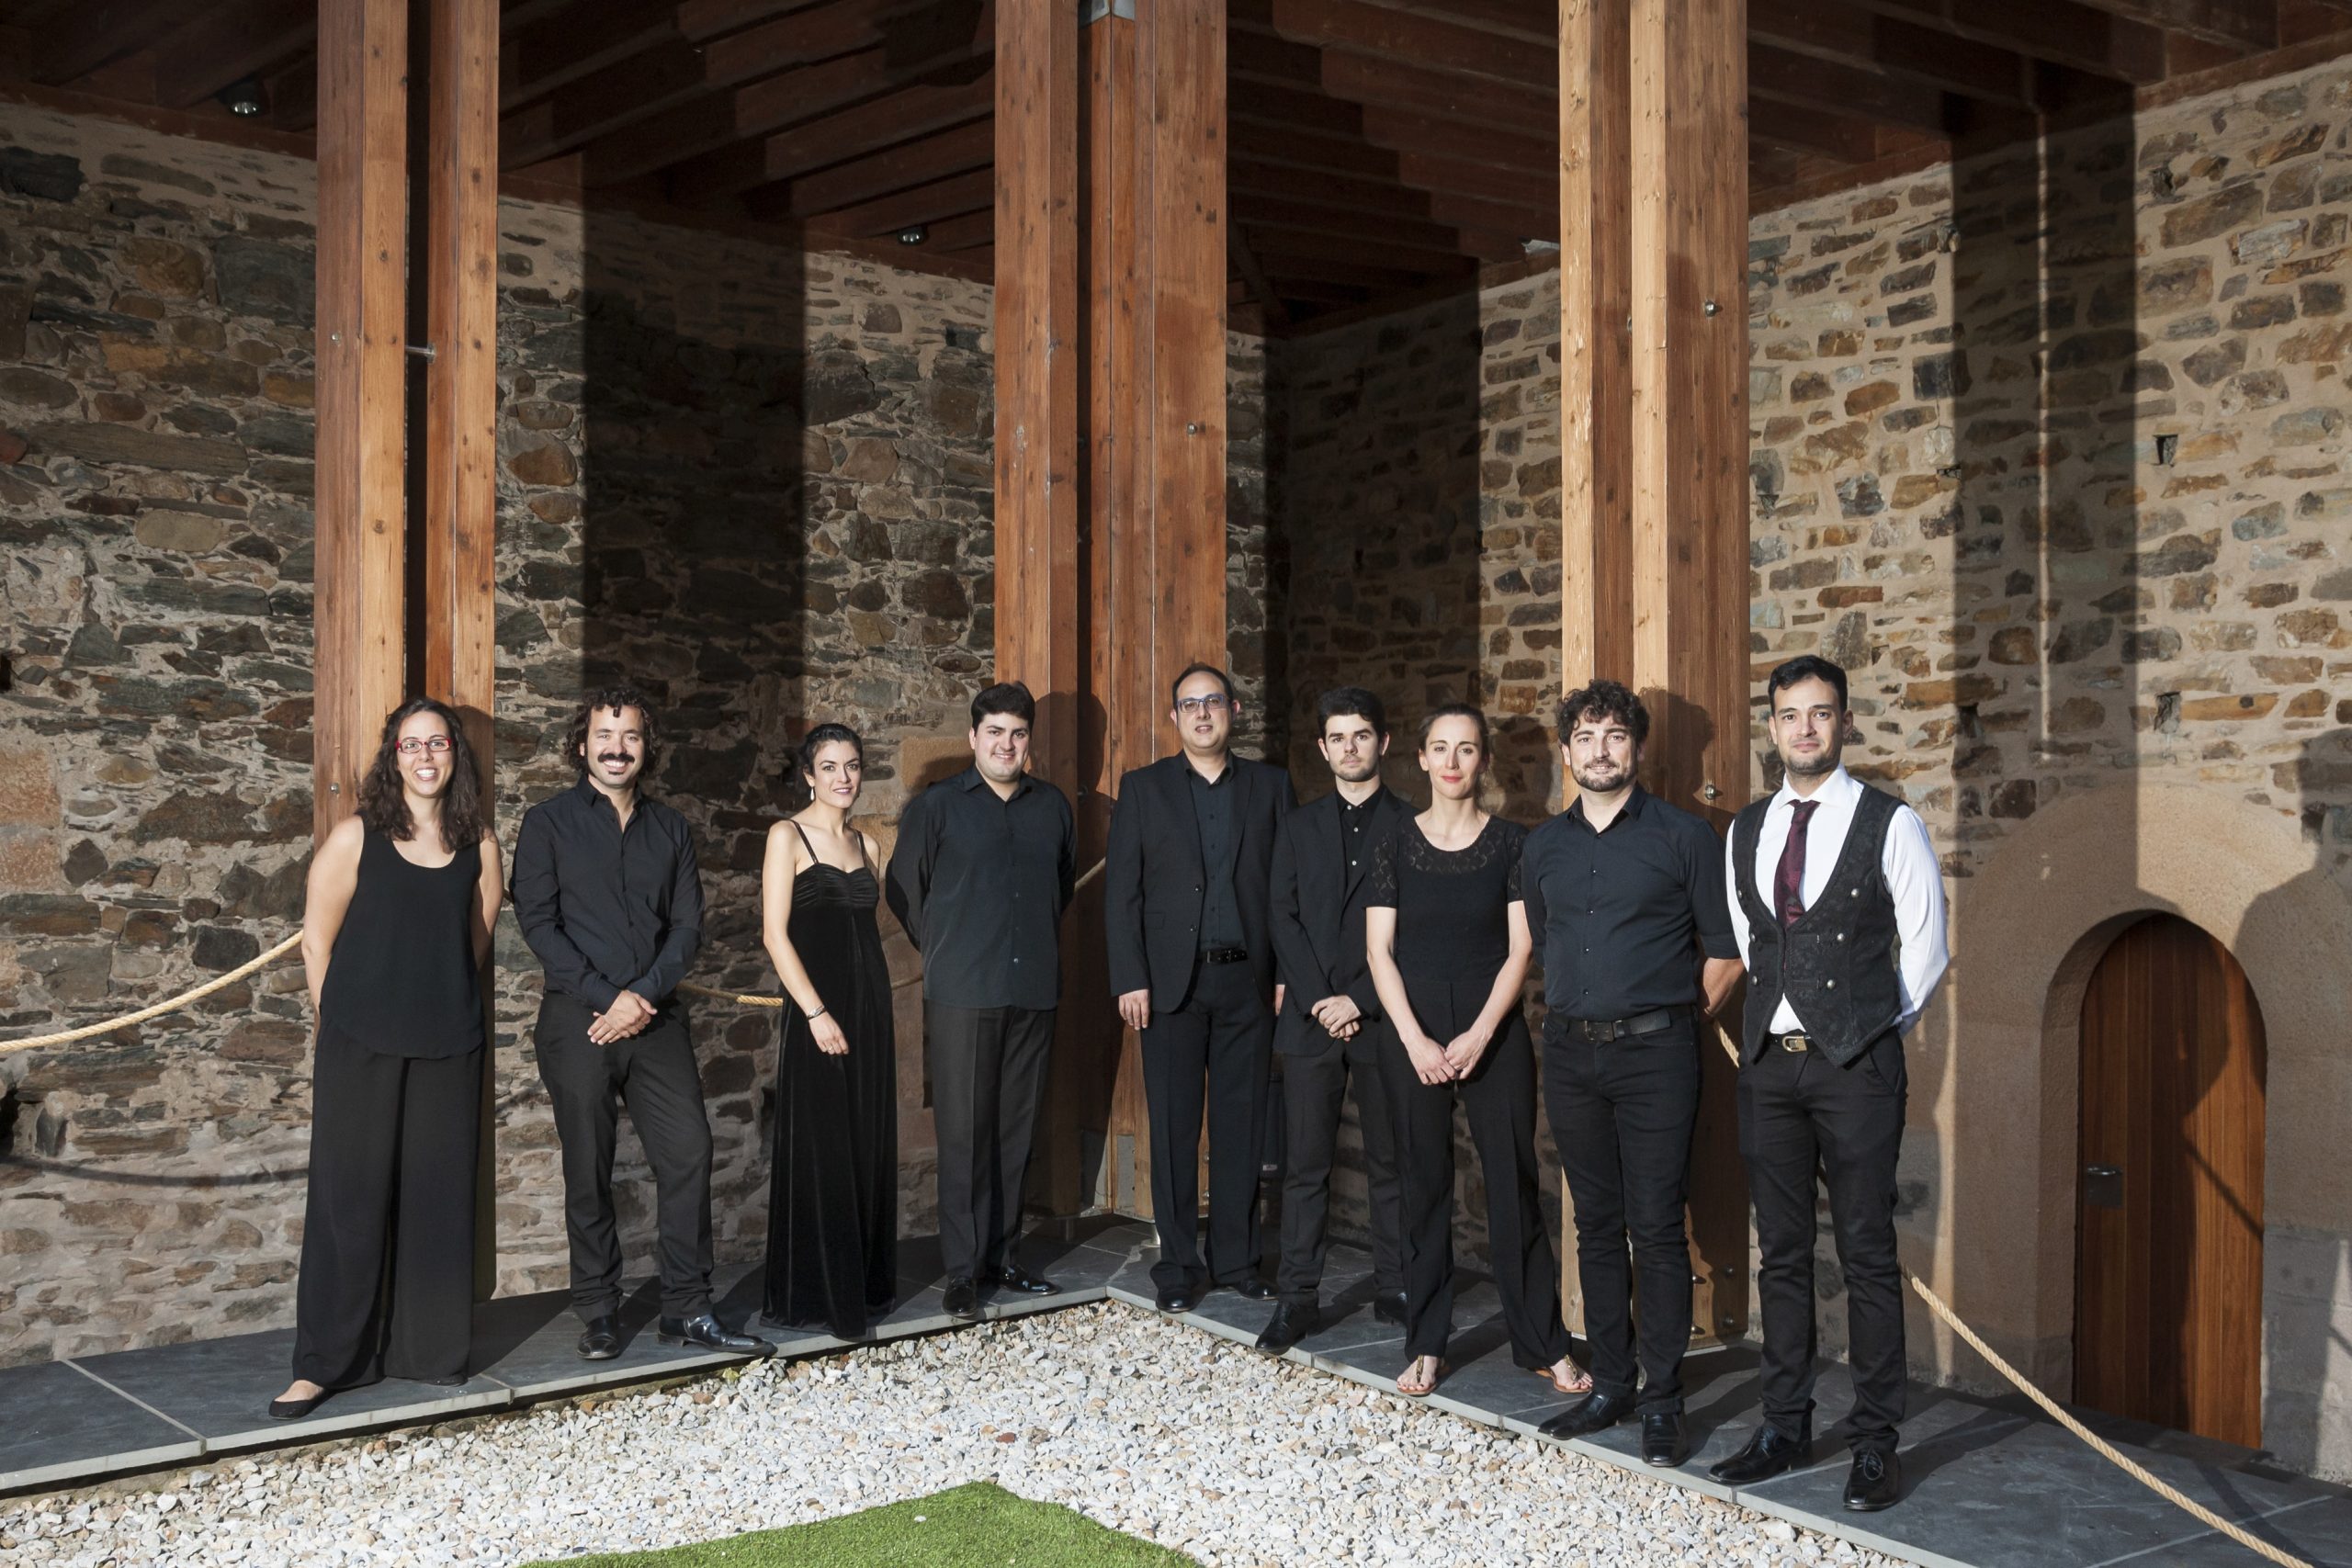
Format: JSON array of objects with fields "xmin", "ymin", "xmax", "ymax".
[{"xmin": 1724, "ymin": 766, "xmax": 1950, "ymax": 1036}]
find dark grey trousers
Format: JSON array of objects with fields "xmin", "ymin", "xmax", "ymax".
[{"xmin": 926, "ymin": 1001, "xmax": 1056, "ymax": 1281}]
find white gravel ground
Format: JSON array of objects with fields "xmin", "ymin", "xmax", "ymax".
[{"xmin": 3, "ymin": 1303, "xmax": 1901, "ymax": 1568}]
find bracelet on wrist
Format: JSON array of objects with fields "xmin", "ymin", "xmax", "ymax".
[{"xmin": 806, "ymin": 1006, "xmax": 828, "ymax": 1021}]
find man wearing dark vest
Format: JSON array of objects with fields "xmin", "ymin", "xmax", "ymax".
[
  {"xmin": 1256, "ymin": 687, "xmax": 1412, "ymax": 1354},
  {"xmin": 1105, "ymin": 661, "xmax": 1295, "ymax": 1314},
  {"xmin": 1712, "ymin": 655, "xmax": 1948, "ymax": 1512}
]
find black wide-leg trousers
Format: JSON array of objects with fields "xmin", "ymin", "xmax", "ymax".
[
  {"xmin": 1543, "ymin": 1017, "xmax": 1702, "ymax": 1413},
  {"xmin": 927, "ymin": 1002, "xmax": 1056, "ymax": 1282},
  {"xmin": 1381, "ymin": 975, "xmax": 1568, "ymax": 1370},
  {"xmin": 534, "ymin": 995, "xmax": 716, "ymax": 1325},
  {"xmin": 1140, "ymin": 959, "xmax": 1273, "ymax": 1292},
  {"xmin": 1276, "ymin": 1028, "xmax": 1405, "ymax": 1306},
  {"xmin": 292, "ymin": 1030, "xmax": 481, "ymax": 1388},
  {"xmin": 1739, "ymin": 1031, "xmax": 1909, "ymax": 1453}
]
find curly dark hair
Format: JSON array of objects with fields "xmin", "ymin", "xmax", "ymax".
[
  {"xmin": 1557, "ymin": 680, "xmax": 1651, "ymax": 748},
  {"xmin": 356, "ymin": 696, "xmax": 487, "ymax": 853},
  {"xmin": 565, "ymin": 686, "xmax": 662, "ymax": 783}
]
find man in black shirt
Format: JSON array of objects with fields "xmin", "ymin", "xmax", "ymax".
[
  {"xmin": 1523, "ymin": 680, "xmax": 1740, "ymax": 1464},
  {"xmin": 513, "ymin": 687, "xmax": 769, "ymax": 1361},
  {"xmin": 1105, "ymin": 662, "xmax": 1295, "ymax": 1313},
  {"xmin": 887, "ymin": 682, "xmax": 1077, "ymax": 1322},
  {"xmin": 1257, "ymin": 688, "xmax": 1411, "ymax": 1354}
]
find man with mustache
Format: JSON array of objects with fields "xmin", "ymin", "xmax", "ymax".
[
  {"xmin": 887, "ymin": 681, "xmax": 1077, "ymax": 1323},
  {"xmin": 513, "ymin": 687, "xmax": 770, "ymax": 1362},
  {"xmin": 1712, "ymin": 655, "xmax": 1948, "ymax": 1512},
  {"xmin": 1523, "ymin": 680, "xmax": 1742, "ymax": 1467},
  {"xmin": 1105, "ymin": 663, "xmax": 1295, "ymax": 1314}
]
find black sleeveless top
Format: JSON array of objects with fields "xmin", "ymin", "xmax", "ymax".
[
  {"xmin": 319, "ymin": 824, "xmax": 485, "ymax": 1057},
  {"xmin": 1364, "ymin": 815, "xmax": 1527, "ymax": 983}
]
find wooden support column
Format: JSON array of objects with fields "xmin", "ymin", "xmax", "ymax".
[
  {"xmin": 1556, "ymin": 0, "xmax": 1753, "ymax": 1346},
  {"xmin": 314, "ymin": 0, "xmax": 413, "ymax": 841}
]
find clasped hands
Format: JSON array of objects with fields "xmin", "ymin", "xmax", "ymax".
[
  {"xmin": 1403, "ymin": 1023, "xmax": 1493, "ymax": 1085},
  {"xmin": 588, "ymin": 987, "xmax": 655, "ymax": 1045}
]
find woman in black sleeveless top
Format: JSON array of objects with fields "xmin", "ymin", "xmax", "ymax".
[
  {"xmin": 271, "ymin": 698, "xmax": 503, "ymax": 1419},
  {"xmin": 759, "ymin": 723, "xmax": 897, "ymax": 1338},
  {"xmin": 1364, "ymin": 705, "xmax": 1587, "ymax": 1401}
]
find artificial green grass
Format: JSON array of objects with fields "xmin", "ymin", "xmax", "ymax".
[{"xmin": 528, "ymin": 1481, "xmax": 1196, "ymax": 1567}]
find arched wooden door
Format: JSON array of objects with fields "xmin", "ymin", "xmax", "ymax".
[{"xmin": 2075, "ymin": 913, "xmax": 2267, "ymax": 1448}]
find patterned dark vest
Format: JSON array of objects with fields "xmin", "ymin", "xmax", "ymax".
[{"xmin": 1731, "ymin": 784, "xmax": 1905, "ymax": 1066}]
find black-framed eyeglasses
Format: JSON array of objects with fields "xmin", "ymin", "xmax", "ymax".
[
  {"xmin": 1175, "ymin": 694, "xmax": 1230, "ymax": 716},
  {"xmin": 396, "ymin": 735, "xmax": 454, "ymax": 756}
]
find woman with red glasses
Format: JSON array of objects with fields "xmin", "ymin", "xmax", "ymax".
[{"xmin": 269, "ymin": 697, "xmax": 503, "ymax": 1420}]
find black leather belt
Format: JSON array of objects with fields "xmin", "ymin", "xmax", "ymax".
[
  {"xmin": 1200, "ymin": 946, "xmax": 1250, "ymax": 965},
  {"xmin": 1563, "ymin": 1006, "xmax": 1683, "ymax": 1043},
  {"xmin": 1771, "ymin": 1032, "xmax": 1813, "ymax": 1053}
]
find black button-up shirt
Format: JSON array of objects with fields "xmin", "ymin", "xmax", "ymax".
[
  {"xmin": 513, "ymin": 778, "xmax": 703, "ymax": 1010},
  {"xmin": 1338, "ymin": 791, "xmax": 1375, "ymax": 875},
  {"xmin": 1189, "ymin": 762, "xmax": 1242, "ymax": 950},
  {"xmin": 1521, "ymin": 786, "xmax": 1738, "ymax": 1020},
  {"xmin": 886, "ymin": 766, "xmax": 1076, "ymax": 1011}
]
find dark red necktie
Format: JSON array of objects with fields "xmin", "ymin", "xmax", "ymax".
[{"xmin": 1774, "ymin": 800, "xmax": 1819, "ymax": 928}]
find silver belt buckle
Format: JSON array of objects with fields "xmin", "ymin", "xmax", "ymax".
[{"xmin": 1780, "ymin": 1033, "xmax": 1811, "ymax": 1053}]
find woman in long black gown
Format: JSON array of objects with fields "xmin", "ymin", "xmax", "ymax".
[{"xmin": 760, "ymin": 723, "xmax": 897, "ymax": 1338}]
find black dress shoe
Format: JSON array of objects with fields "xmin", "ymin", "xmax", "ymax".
[
  {"xmin": 942, "ymin": 1277, "xmax": 984, "ymax": 1321},
  {"xmin": 267, "ymin": 1391, "xmax": 328, "ymax": 1420},
  {"xmin": 1254, "ymin": 1302, "xmax": 1321, "ymax": 1355},
  {"xmin": 1538, "ymin": 1390, "xmax": 1634, "ymax": 1439},
  {"xmin": 1843, "ymin": 1449, "xmax": 1901, "ymax": 1511},
  {"xmin": 1642, "ymin": 1411, "xmax": 1690, "ymax": 1467},
  {"xmin": 1154, "ymin": 1283, "xmax": 1199, "ymax": 1314},
  {"xmin": 1708, "ymin": 1421, "xmax": 1812, "ymax": 1484},
  {"xmin": 994, "ymin": 1266, "xmax": 1058, "ymax": 1296},
  {"xmin": 1372, "ymin": 1290, "xmax": 1408, "ymax": 1328},
  {"xmin": 1222, "ymin": 1279, "xmax": 1277, "ymax": 1302},
  {"xmin": 577, "ymin": 1316, "xmax": 621, "ymax": 1360},
  {"xmin": 656, "ymin": 1314, "xmax": 774, "ymax": 1355}
]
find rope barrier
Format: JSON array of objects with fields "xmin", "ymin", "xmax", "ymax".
[{"xmin": 0, "ymin": 899, "xmax": 2315, "ymax": 1562}]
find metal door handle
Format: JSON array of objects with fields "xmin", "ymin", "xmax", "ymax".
[{"xmin": 2083, "ymin": 1164, "xmax": 2123, "ymax": 1209}]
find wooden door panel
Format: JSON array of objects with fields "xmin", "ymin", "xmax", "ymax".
[{"xmin": 2075, "ymin": 915, "xmax": 2266, "ymax": 1449}]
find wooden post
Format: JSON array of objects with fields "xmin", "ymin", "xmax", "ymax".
[
  {"xmin": 1628, "ymin": 0, "xmax": 1753, "ymax": 1346},
  {"xmin": 313, "ymin": 0, "xmax": 413, "ymax": 841}
]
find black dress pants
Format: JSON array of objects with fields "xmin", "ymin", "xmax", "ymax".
[
  {"xmin": 1739, "ymin": 1031, "xmax": 1909, "ymax": 1452},
  {"xmin": 292, "ymin": 1031, "xmax": 481, "ymax": 1387},
  {"xmin": 1140, "ymin": 957, "xmax": 1273, "ymax": 1292},
  {"xmin": 927, "ymin": 1002, "xmax": 1056, "ymax": 1282},
  {"xmin": 1275, "ymin": 1027, "xmax": 1404, "ymax": 1307},
  {"xmin": 1382, "ymin": 976, "xmax": 1569, "ymax": 1369},
  {"xmin": 534, "ymin": 994, "xmax": 716, "ymax": 1324},
  {"xmin": 1543, "ymin": 1016, "xmax": 1702, "ymax": 1413}
]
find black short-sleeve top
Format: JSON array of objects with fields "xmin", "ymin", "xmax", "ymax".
[{"xmin": 1365, "ymin": 814, "xmax": 1526, "ymax": 982}]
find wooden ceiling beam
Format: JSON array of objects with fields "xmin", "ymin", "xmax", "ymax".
[
  {"xmin": 498, "ymin": 0, "xmax": 700, "ymax": 113},
  {"xmin": 1426, "ymin": 190, "xmax": 1556, "ymax": 241},
  {"xmin": 153, "ymin": 0, "xmax": 316, "ymax": 108},
  {"xmin": 1376, "ymin": 0, "xmax": 1555, "ymax": 47},
  {"xmin": 1258, "ymin": 0, "xmax": 1555, "ymax": 88},
  {"xmin": 760, "ymin": 114, "xmax": 992, "ymax": 219},
  {"xmin": 1748, "ymin": 40, "xmax": 1958, "ymax": 132},
  {"xmin": 1255, "ymin": 229, "xmax": 1476, "ymax": 274},
  {"xmin": 1319, "ymin": 48, "xmax": 1557, "ymax": 135},
  {"xmin": 1748, "ymin": 0, "xmax": 2050, "ymax": 106},
  {"xmin": 1395, "ymin": 152, "xmax": 1554, "ymax": 209},
  {"xmin": 1747, "ymin": 98, "xmax": 1887, "ymax": 162},
  {"xmin": 1228, "ymin": 114, "xmax": 1397, "ymax": 178},
  {"xmin": 1232, "ymin": 190, "xmax": 1519, "ymax": 261},
  {"xmin": 806, "ymin": 163, "xmax": 990, "ymax": 239},
  {"xmin": 2063, "ymin": 0, "xmax": 2276, "ymax": 51},
  {"xmin": 918, "ymin": 205, "xmax": 993, "ymax": 251},
  {"xmin": 662, "ymin": 70, "xmax": 992, "ymax": 205},
  {"xmin": 1229, "ymin": 156, "xmax": 1442, "ymax": 219},
  {"xmin": 1254, "ymin": 251, "xmax": 1446, "ymax": 291},
  {"xmin": 1360, "ymin": 107, "xmax": 1551, "ymax": 169},
  {"xmin": 1850, "ymin": 0, "xmax": 2168, "ymax": 83},
  {"xmin": 1229, "ymin": 227, "xmax": 1292, "ymax": 330},
  {"xmin": 30, "ymin": 0, "xmax": 187, "ymax": 85}
]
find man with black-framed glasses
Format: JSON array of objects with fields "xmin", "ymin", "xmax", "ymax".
[{"xmin": 1105, "ymin": 662, "xmax": 1295, "ymax": 1313}]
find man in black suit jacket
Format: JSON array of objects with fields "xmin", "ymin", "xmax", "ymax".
[
  {"xmin": 1106, "ymin": 661, "xmax": 1295, "ymax": 1312},
  {"xmin": 1256, "ymin": 688, "xmax": 1411, "ymax": 1355}
]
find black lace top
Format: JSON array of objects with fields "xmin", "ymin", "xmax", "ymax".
[{"xmin": 1365, "ymin": 815, "xmax": 1526, "ymax": 981}]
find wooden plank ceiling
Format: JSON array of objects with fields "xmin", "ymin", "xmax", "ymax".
[{"xmin": 4, "ymin": 0, "xmax": 2349, "ymax": 325}]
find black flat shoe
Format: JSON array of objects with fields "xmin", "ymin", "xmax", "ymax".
[
  {"xmin": 1709, "ymin": 1421, "xmax": 1812, "ymax": 1484},
  {"xmin": 942, "ymin": 1277, "xmax": 984, "ymax": 1321},
  {"xmin": 577, "ymin": 1315, "xmax": 621, "ymax": 1360},
  {"xmin": 1372, "ymin": 1290, "xmax": 1408, "ymax": 1328},
  {"xmin": 1538, "ymin": 1390, "xmax": 1634, "ymax": 1438},
  {"xmin": 1154, "ymin": 1284, "xmax": 1199, "ymax": 1314},
  {"xmin": 1843, "ymin": 1449, "xmax": 1901, "ymax": 1511},
  {"xmin": 656, "ymin": 1314, "xmax": 774, "ymax": 1355},
  {"xmin": 994, "ymin": 1266, "xmax": 1058, "ymax": 1296},
  {"xmin": 1642, "ymin": 1411, "xmax": 1690, "ymax": 1467},
  {"xmin": 267, "ymin": 1391, "xmax": 328, "ymax": 1420},
  {"xmin": 1254, "ymin": 1302, "xmax": 1321, "ymax": 1355},
  {"xmin": 1222, "ymin": 1279, "xmax": 1277, "ymax": 1302}
]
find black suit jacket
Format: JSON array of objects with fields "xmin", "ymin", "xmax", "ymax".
[
  {"xmin": 1269, "ymin": 785, "xmax": 1411, "ymax": 1057},
  {"xmin": 1104, "ymin": 752, "xmax": 1295, "ymax": 1010}
]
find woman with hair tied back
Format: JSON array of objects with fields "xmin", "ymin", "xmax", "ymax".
[
  {"xmin": 270, "ymin": 698, "xmax": 503, "ymax": 1420},
  {"xmin": 759, "ymin": 722, "xmax": 897, "ymax": 1339}
]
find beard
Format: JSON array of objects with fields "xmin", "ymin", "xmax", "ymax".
[
  {"xmin": 1570, "ymin": 759, "xmax": 1631, "ymax": 794},
  {"xmin": 1329, "ymin": 755, "xmax": 1381, "ymax": 784},
  {"xmin": 1781, "ymin": 744, "xmax": 1839, "ymax": 779}
]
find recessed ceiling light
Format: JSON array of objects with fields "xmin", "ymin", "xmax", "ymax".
[
  {"xmin": 897, "ymin": 225, "xmax": 928, "ymax": 245},
  {"xmin": 219, "ymin": 76, "xmax": 266, "ymax": 118}
]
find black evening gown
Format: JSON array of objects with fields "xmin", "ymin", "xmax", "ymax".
[{"xmin": 763, "ymin": 828, "xmax": 899, "ymax": 1338}]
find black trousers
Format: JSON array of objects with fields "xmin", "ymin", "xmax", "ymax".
[
  {"xmin": 534, "ymin": 994, "xmax": 715, "ymax": 1323},
  {"xmin": 927, "ymin": 1002, "xmax": 1056, "ymax": 1281},
  {"xmin": 1140, "ymin": 957, "xmax": 1273, "ymax": 1292},
  {"xmin": 1544, "ymin": 1016, "xmax": 1702, "ymax": 1413},
  {"xmin": 1276, "ymin": 1029, "xmax": 1404, "ymax": 1306},
  {"xmin": 1382, "ymin": 976, "xmax": 1569, "ymax": 1369},
  {"xmin": 1739, "ymin": 1031, "xmax": 1909, "ymax": 1452},
  {"xmin": 292, "ymin": 1032, "xmax": 481, "ymax": 1387}
]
